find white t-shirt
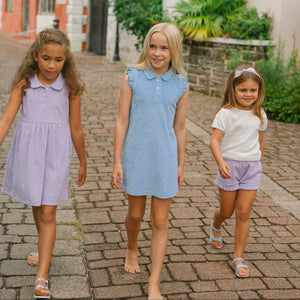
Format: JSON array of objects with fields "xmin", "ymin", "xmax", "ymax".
[{"xmin": 212, "ymin": 108, "xmax": 268, "ymax": 161}]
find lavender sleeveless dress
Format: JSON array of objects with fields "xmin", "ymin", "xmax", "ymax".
[{"xmin": 1, "ymin": 73, "xmax": 72, "ymax": 206}]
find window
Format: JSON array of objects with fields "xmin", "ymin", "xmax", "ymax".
[
  {"xmin": 39, "ymin": 0, "xmax": 55, "ymax": 14},
  {"xmin": 6, "ymin": 0, "xmax": 13, "ymax": 12}
]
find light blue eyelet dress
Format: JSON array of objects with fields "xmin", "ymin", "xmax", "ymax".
[
  {"xmin": 121, "ymin": 67, "xmax": 187, "ymax": 199},
  {"xmin": 1, "ymin": 73, "xmax": 72, "ymax": 206}
]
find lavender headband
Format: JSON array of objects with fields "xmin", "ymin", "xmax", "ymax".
[{"xmin": 234, "ymin": 67, "xmax": 260, "ymax": 80}]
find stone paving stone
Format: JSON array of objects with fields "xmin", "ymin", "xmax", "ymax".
[
  {"xmin": 51, "ymin": 276, "xmax": 91, "ymax": 299},
  {"xmin": 167, "ymin": 262, "xmax": 198, "ymax": 281},
  {"xmin": 254, "ymin": 260, "xmax": 300, "ymax": 278},
  {"xmin": 93, "ymin": 284, "xmax": 143, "ymax": 299},
  {"xmin": 0, "ymin": 289, "xmax": 17, "ymax": 300},
  {"xmin": 262, "ymin": 277, "xmax": 293, "ymax": 289},
  {"xmin": 258, "ymin": 289, "xmax": 300, "ymax": 299},
  {"xmin": 190, "ymin": 280, "xmax": 219, "ymax": 292},
  {"xmin": 5, "ymin": 276, "xmax": 35, "ymax": 288},
  {"xmin": 237, "ymin": 290, "xmax": 261, "ymax": 300},
  {"xmin": 189, "ymin": 291, "xmax": 239, "ymax": 299},
  {"xmin": 216, "ymin": 278, "xmax": 266, "ymax": 290},
  {"xmin": 49, "ymin": 257, "xmax": 87, "ymax": 276},
  {"xmin": 0, "ymin": 260, "xmax": 36, "ymax": 276},
  {"xmin": 0, "ymin": 243, "xmax": 8, "ymax": 260},
  {"xmin": 109, "ymin": 266, "xmax": 149, "ymax": 285},
  {"xmin": 89, "ymin": 269, "xmax": 110, "ymax": 287},
  {"xmin": 1, "ymin": 212, "xmax": 22, "ymax": 224},
  {"xmin": 52, "ymin": 240, "xmax": 82, "ymax": 256}
]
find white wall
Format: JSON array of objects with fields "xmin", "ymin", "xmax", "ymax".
[
  {"xmin": 67, "ymin": 0, "xmax": 88, "ymax": 53},
  {"xmin": 106, "ymin": 3, "xmax": 139, "ymax": 64},
  {"xmin": 247, "ymin": 0, "xmax": 300, "ymax": 59}
]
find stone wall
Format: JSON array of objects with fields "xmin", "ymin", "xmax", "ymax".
[{"xmin": 183, "ymin": 37, "xmax": 272, "ymax": 97}]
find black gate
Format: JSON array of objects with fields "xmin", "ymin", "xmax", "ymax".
[{"xmin": 89, "ymin": 0, "xmax": 107, "ymax": 55}]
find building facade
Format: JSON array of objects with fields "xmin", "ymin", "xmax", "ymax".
[{"xmin": 0, "ymin": 0, "xmax": 299, "ymax": 62}]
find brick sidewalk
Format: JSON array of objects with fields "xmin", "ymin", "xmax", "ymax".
[{"xmin": 0, "ymin": 32, "xmax": 299, "ymax": 299}]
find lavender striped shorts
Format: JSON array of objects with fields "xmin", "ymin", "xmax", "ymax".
[{"xmin": 215, "ymin": 160, "xmax": 262, "ymax": 191}]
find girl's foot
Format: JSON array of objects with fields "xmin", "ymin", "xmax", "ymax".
[
  {"xmin": 233, "ymin": 258, "xmax": 249, "ymax": 278},
  {"xmin": 124, "ymin": 249, "xmax": 141, "ymax": 274},
  {"xmin": 34, "ymin": 278, "xmax": 50, "ymax": 298},
  {"xmin": 148, "ymin": 280, "xmax": 163, "ymax": 300},
  {"xmin": 27, "ymin": 252, "xmax": 39, "ymax": 266},
  {"xmin": 210, "ymin": 222, "xmax": 222, "ymax": 249}
]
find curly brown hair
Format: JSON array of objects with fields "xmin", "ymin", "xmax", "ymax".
[{"xmin": 11, "ymin": 28, "xmax": 85, "ymax": 98}]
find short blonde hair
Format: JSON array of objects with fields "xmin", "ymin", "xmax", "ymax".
[{"xmin": 134, "ymin": 23, "xmax": 187, "ymax": 77}]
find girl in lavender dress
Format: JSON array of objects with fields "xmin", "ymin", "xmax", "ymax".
[
  {"xmin": 0, "ymin": 29, "xmax": 86, "ymax": 298},
  {"xmin": 112, "ymin": 23, "xmax": 189, "ymax": 299}
]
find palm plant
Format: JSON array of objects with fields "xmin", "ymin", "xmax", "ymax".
[{"xmin": 175, "ymin": 0, "xmax": 246, "ymax": 41}]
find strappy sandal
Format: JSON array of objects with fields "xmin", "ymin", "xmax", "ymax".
[
  {"xmin": 27, "ymin": 252, "xmax": 39, "ymax": 266},
  {"xmin": 210, "ymin": 221, "xmax": 222, "ymax": 249},
  {"xmin": 233, "ymin": 258, "xmax": 249, "ymax": 278},
  {"xmin": 34, "ymin": 278, "xmax": 50, "ymax": 299}
]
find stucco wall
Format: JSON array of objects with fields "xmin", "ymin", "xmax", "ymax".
[{"xmin": 247, "ymin": 0, "xmax": 300, "ymax": 59}]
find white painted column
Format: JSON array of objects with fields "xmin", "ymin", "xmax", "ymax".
[{"xmin": 67, "ymin": 0, "xmax": 88, "ymax": 52}]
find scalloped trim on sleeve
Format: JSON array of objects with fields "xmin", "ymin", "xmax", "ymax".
[{"xmin": 127, "ymin": 66, "xmax": 137, "ymax": 90}]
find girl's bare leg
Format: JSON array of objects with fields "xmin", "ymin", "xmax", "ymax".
[
  {"xmin": 148, "ymin": 196, "xmax": 172, "ymax": 300},
  {"xmin": 34, "ymin": 205, "xmax": 57, "ymax": 296},
  {"xmin": 27, "ymin": 207, "xmax": 40, "ymax": 265},
  {"xmin": 211, "ymin": 189, "xmax": 236, "ymax": 249},
  {"xmin": 234, "ymin": 189, "xmax": 256, "ymax": 277},
  {"xmin": 124, "ymin": 194, "xmax": 147, "ymax": 274}
]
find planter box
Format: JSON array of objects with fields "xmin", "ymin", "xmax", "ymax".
[{"xmin": 183, "ymin": 37, "xmax": 272, "ymax": 97}]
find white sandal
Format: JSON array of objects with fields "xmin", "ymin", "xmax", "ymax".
[{"xmin": 34, "ymin": 278, "xmax": 50, "ymax": 299}]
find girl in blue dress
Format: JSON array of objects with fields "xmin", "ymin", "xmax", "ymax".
[
  {"xmin": 0, "ymin": 29, "xmax": 86, "ymax": 298},
  {"xmin": 112, "ymin": 23, "xmax": 189, "ymax": 300}
]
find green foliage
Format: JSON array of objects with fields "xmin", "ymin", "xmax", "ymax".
[
  {"xmin": 228, "ymin": 43, "xmax": 300, "ymax": 123},
  {"xmin": 174, "ymin": 0, "xmax": 246, "ymax": 41},
  {"xmin": 224, "ymin": 7, "xmax": 272, "ymax": 40},
  {"xmin": 112, "ymin": 0, "xmax": 163, "ymax": 50}
]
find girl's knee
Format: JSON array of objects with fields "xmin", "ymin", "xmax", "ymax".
[
  {"xmin": 235, "ymin": 208, "xmax": 251, "ymax": 222},
  {"xmin": 38, "ymin": 207, "xmax": 56, "ymax": 224},
  {"xmin": 127, "ymin": 210, "xmax": 145, "ymax": 224},
  {"xmin": 219, "ymin": 208, "xmax": 234, "ymax": 220},
  {"xmin": 151, "ymin": 215, "xmax": 168, "ymax": 231}
]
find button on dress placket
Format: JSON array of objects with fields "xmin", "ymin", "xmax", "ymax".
[{"xmin": 42, "ymin": 86, "xmax": 48, "ymax": 107}]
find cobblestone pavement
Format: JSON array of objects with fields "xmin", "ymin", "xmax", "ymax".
[{"xmin": 0, "ymin": 31, "xmax": 299, "ymax": 300}]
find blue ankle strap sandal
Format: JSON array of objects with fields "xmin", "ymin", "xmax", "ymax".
[
  {"xmin": 210, "ymin": 221, "xmax": 222, "ymax": 248},
  {"xmin": 233, "ymin": 258, "xmax": 249, "ymax": 278}
]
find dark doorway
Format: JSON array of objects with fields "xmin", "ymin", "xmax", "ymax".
[
  {"xmin": 22, "ymin": 0, "xmax": 30, "ymax": 36},
  {"xmin": 89, "ymin": 0, "xmax": 107, "ymax": 55}
]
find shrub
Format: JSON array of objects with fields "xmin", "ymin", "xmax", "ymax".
[
  {"xmin": 227, "ymin": 43, "xmax": 300, "ymax": 123},
  {"xmin": 174, "ymin": 0, "xmax": 246, "ymax": 41},
  {"xmin": 224, "ymin": 7, "xmax": 272, "ymax": 40},
  {"xmin": 112, "ymin": 0, "xmax": 163, "ymax": 50}
]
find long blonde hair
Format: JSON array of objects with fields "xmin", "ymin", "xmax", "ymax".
[
  {"xmin": 11, "ymin": 28, "xmax": 84, "ymax": 98},
  {"xmin": 219, "ymin": 65, "xmax": 266, "ymax": 124},
  {"xmin": 134, "ymin": 23, "xmax": 187, "ymax": 77}
]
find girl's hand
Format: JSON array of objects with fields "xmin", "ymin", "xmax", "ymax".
[
  {"xmin": 218, "ymin": 161, "xmax": 231, "ymax": 179},
  {"xmin": 177, "ymin": 166, "xmax": 184, "ymax": 188},
  {"xmin": 76, "ymin": 165, "xmax": 87, "ymax": 187},
  {"xmin": 112, "ymin": 163, "xmax": 123, "ymax": 189}
]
